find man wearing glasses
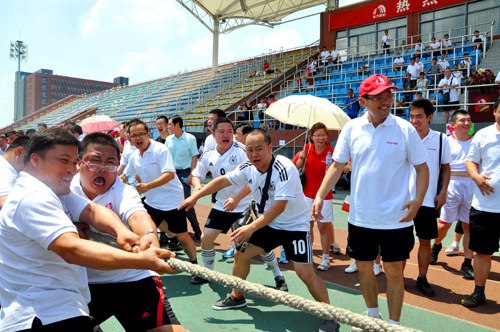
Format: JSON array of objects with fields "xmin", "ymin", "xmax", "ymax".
[
  {"xmin": 119, "ymin": 119, "xmax": 200, "ymax": 284},
  {"xmin": 73, "ymin": 133, "xmax": 188, "ymax": 332},
  {"xmin": 312, "ymin": 74, "xmax": 429, "ymax": 328}
]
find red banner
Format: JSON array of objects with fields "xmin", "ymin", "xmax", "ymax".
[
  {"xmin": 474, "ymin": 96, "xmax": 490, "ymax": 113},
  {"xmin": 330, "ymin": 0, "xmax": 464, "ymax": 31}
]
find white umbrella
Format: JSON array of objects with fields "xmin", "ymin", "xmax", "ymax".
[
  {"xmin": 80, "ymin": 115, "xmax": 119, "ymax": 133},
  {"xmin": 265, "ymin": 95, "xmax": 351, "ymax": 130}
]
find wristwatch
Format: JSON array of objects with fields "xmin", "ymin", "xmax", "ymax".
[{"xmin": 143, "ymin": 229, "xmax": 156, "ymax": 237}]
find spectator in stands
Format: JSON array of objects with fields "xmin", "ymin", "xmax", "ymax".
[
  {"xmin": 330, "ymin": 45, "xmax": 340, "ymax": 69},
  {"xmin": 295, "ymin": 73, "xmax": 303, "ymax": 93},
  {"xmin": 415, "ymin": 39, "xmax": 424, "ymax": 53},
  {"xmin": 244, "ymin": 100, "xmax": 254, "ymax": 121},
  {"xmin": 495, "ymin": 70, "xmax": 500, "ymax": 84},
  {"xmin": 64, "ymin": 120, "xmax": 76, "ymax": 129},
  {"xmin": 320, "ymin": 46, "xmax": 330, "ymax": 69},
  {"xmin": 73, "ymin": 125, "xmax": 84, "ymax": 141},
  {"xmin": 441, "ymin": 34, "xmax": 452, "ymax": 52},
  {"xmin": 400, "ymin": 73, "xmax": 417, "ymax": 109},
  {"xmin": 198, "ymin": 141, "xmax": 205, "ymax": 154},
  {"xmin": 5, "ymin": 130, "xmax": 16, "ymax": 142},
  {"xmin": 292, "ymin": 122, "xmax": 338, "ymax": 271},
  {"xmin": 256, "ymin": 98, "xmax": 267, "ymax": 128},
  {"xmin": 452, "ymin": 64, "xmax": 463, "ymax": 82},
  {"xmin": 15, "ymin": 130, "xmax": 24, "ymax": 137},
  {"xmin": 426, "ymin": 58, "xmax": 443, "ymax": 88},
  {"xmin": 459, "ymin": 53, "xmax": 471, "ymax": 76},
  {"xmin": 381, "ymin": 30, "xmax": 392, "ymax": 55},
  {"xmin": 438, "ymin": 68, "xmax": 461, "ymax": 124},
  {"xmin": 428, "ymin": 37, "xmax": 441, "ymax": 57},
  {"xmin": 393, "ymin": 52, "xmax": 404, "ymax": 73},
  {"xmin": 416, "ymin": 72, "xmax": 429, "ymax": 93},
  {"xmin": 415, "ymin": 92, "xmax": 423, "ymax": 100},
  {"xmin": 406, "ymin": 57, "xmax": 420, "ymax": 80},
  {"xmin": 357, "ymin": 60, "xmax": 370, "ymax": 77},
  {"xmin": 268, "ymin": 94, "xmax": 277, "ymax": 105},
  {"xmin": 26, "ymin": 128, "xmax": 36, "ymax": 137},
  {"xmin": 308, "ymin": 57, "xmax": 317, "ymax": 76},
  {"xmin": 263, "ymin": 59, "xmax": 270, "ymax": 72},
  {"xmin": 38, "ymin": 122, "xmax": 47, "ymax": 132},
  {"xmin": 472, "ymin": 30, "xmax": 485, "ymax": 52},
  {"xmin": 344, "ymin": 88, "xmax": 360, "ymax": 119},
  {"xmin": 237, "ymin": 102, "xmax": 249, "ymax": 123},
  {"xmin": 0, "ymin": 136, "xmax": 8, "ymax": 156},
  {"xmin": 415, "ymin": 55, "xmax": 424, "ymax": 74},
  {"xmin": 155, "ymin": 115, "xmax": 169, "ymax": 144},
  {"xmin": 437, "ymin": 53, "xmax": 450, "ymax": 73}
]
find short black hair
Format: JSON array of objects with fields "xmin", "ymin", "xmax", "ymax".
[
  {"xmin": 418, "ymin": 39, "xmax": 422, "ymax": 42},
  {"xmin": 15, "ymin": 130, "xmax": 24, "ymax": 137},
  {"xmin": 347, "ymin": 88, "xmax": 353, "ymax": 92},
  {"xmin": 24, "ymin": 128, "xmax": 80, "ymax": 167},
  {"xmin": 125, "ymin": 118, "xmax": 142, "ymax": 129},
  {"xmin": 5, "ymin": 130, "xmax": 15, "ymax": 136},
  {"xmin": 464, "ymin": 52, "xmax": 468, "ymax": 56},
  {"xmin": 209, "ymin": 109, "xmax": 226, "ymax": 118},
  {"xmin": 26, "ymin": 129, "xmax": 36, "ymax": 136},
  {"xmin": 410, "ymin": 57, "xmax": 416, "ymax": 61},
  {"xmin": 213, "ymin": 117, "xmax": 233, "ymax": 131},
  {"xmin": 73, "ymin": 125, "xmax": 83, "ymax": 136},
  {"xmin": 451, "ymin": 110, "xmax": 470, "ymax": 123},
  {"xmin": 38, "ymin": 123, "xmax": 47, "ymax": 129},
  {"xmin": 416, "ymin": 91, "xmax": 423, "ymax": 96},
  {"xmin": 474, "ymin": 30, "xmax": 479, "ymax": 33},
  {"xmin": 247, "ymin": 128, "xmax": 271, "ymax": 145},
  {"xmin": 6, "ymin": 135, "xmax": 30, "ymax": 152},
  {"xmin": 65, "ymin": 120, "xmax": 76, "ymax": 126},
  {"xmin": 0, "ymin": 136, "xmax": 7, "ymax": 141},
  {"xmin": 127, "ymin": 119, "xmax": 149, "ymax": 134},
  {"xmin": 409, "ymin": 98, "xmax": 434, "ymax": 117},
  {"xmin": 494, "ymin": 96, "xmax": 500, "ymax": 112},
  {"xmin": 170, "ymin": 115, "xmax": 183, "ymax": 128},
  {"xmin": 156, "ymin": 115, "xmax": 168, "ymax": 123},
  {"xmin": 323, "ymin": 46, "xmax": 326, "ymax": 49},
  {"xmin": 79, "ymin": 132, "xmax": 121, "ymax": 160},
  {"xmin": 67, "ymin": 128, "xmax": 76, "ymax": 135}
]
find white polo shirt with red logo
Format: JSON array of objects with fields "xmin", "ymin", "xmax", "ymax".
[{"xmin": 333, "ymin": 113, "xmax": 428, "ymax": 229}]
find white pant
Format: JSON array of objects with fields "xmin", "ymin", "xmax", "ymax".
[
  {"xmin": 306, "ymin": 197, "xmax": 334, "ymax": 223},
  {"xmin": 439, "ymin": 177, "xmax": 475, "ymax": 224}
]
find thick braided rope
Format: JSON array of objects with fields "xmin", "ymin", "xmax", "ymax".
[{"xmin": 84, "ymin": 229, "xmax": 422, "ymax": 332}]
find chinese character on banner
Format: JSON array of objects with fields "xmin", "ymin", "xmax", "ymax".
[
  {"xmin": 423, "ymin": 0, "xmax": 438, "ymax": 7},
  {"xmin": 474, "ymin": 97, "xmax": 490, "ymax": 112},
  {"xmin": 397, "ymin": 0, "xmax": 410, "ymax": 13}
]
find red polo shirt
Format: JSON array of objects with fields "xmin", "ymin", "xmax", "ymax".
[{"xmin": 292, "ymin": 143, "xmax": 334, "ymax": 200}]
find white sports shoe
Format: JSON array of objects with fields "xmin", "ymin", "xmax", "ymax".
[
  {"xmin": 445, "ymin": 243, "xmax": 459, "ymax": 255},
  {"xmin": 345, "ymin": 261, "xmax": 358, "ymax": 273},
  {"xmin": 330, "ymin": 242, "xmax": 341, "ymax": 254},
  {"xmin": 350, "ymin": 312, "xmax": 383, "ymax": 332},
  {"xmin": 318, "ymin": 257, "xmax": 331, "ymax": 271},
  {"xmin": 373, "ymin": 263, "xmax": 383, "ymax": 276}
]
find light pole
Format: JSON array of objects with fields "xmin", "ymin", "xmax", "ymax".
[{"xmin": 9, "ymin": 40, "xmax": 28, "ymax": 121}]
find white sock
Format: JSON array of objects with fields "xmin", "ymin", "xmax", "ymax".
[
  {"xmin": 261, "ymin": 251, "xmax": 282, "ymax": 278},
  {"xmin": 367, "ymin": 307, "xmax": 380, "ymax": 318},
  {"xmin": 322, "ymin": 253, "xmax": 330, "ymax": 260},
  {"xmin": 388, "ymin": 319, "xmax": 400, "ymax": 325},
  {"xmin": 201, "ymin": 248, "xmax": 216, "ymax": 270},
  {"xmin": 452, "ymin": 241, "xmax": 459, "ymax": 247}
]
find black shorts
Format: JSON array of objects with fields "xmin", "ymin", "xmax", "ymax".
[
  {"xmin": 249, "ymin": 225, "xmax": 313, "ymax": 264},
  {"xmin": 321, "ymin": 61, "xmax": 329, "ymax": 67},
  {"xmin": 144, "ymin": 203, "xmax": 187, "ymax": 234},
  {"xmin": 469, "ymin": 207, "xmax": 500, "ymax": 255},
  {"xmin": 205, "ymin": 208, "xmax": 242, "ymax": 234},
  {"xmin": 443, "ymin": 100, "xmax": 459, "ymax": 111},
  {"xmin": 20, "ymin": 316, "xmax": 92, "ymax": 332},
  {"xmin": 89, "ymin": 276, "xmax": 180, "ymax": 331},
  {"xmin": 413, "ymin": 206, "xmax": 438, "ymax": 240},
  {"xmin": 347, "ymin": 223, "xmax": 415, "ymax": 262}
]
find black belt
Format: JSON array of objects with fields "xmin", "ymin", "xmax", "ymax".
[{"xmin": 176, "ymin": 168, "xmax": 191, "ymax": 173}]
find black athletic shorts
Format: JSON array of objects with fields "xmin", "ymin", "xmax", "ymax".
[
  {"xmin": 19, "ymin": 316, "xmax": 93, "ymax": 332},
  {"xmin": 249, "ymin": 225, "xmax": 313, "ymax": 264},
  {"xmin": 469, "ymin": 207, "xmax": 500, "ymax": 255},
  {"xmin": 144, "ymin": 203, "xmax": 187, "ymax": 234},
  {"xmin": 89, "ymin": 276, "xmax": 180, "ymax": 331},
  {"xmin": 413, "ymin": 206, "xmax": 439, "ymax": 240},
  {"xmin": 443, "ymin": 100, "xmax": 459, "ymax": 111},
  {"xmin": 205, "ymin": 208, "xmax": 243, "ymax": 234},
  {"xmin": 347, "ymin": 223, "xmax": 414, "ymax": 262}
]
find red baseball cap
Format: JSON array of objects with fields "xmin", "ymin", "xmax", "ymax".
[{"xmin": 359, "ymin": 74, "xmax": 399, "ymax": 97}]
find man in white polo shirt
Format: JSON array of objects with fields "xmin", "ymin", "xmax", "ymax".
[
  {"xmin": 320, "ymin": 46, "xmax": 330, "ymax": 70},
  {"xmin": 393, "ymin": 52, "xmax": 404, "ymax": 73},
  {"xmin": 330, "ymin": 46, "xmax": 340, "ymax": 69},
  {"xmin": 0, "ymin": 135, "xmax": 29, "ymax": 209},
  {"xmin": 120, "ymin": 119, "xmax": 201, "ymax": 284},
  {"xmin": 381, "ymin": 30, "xmax": 392, "ymax": 55},
  {"xmin": 428, "ymin": 37, "xmax": 441, "ymax": 57},
  {"xmin": 0, "ymin": 136, "xmax": 9, "ymax": 156},
  {"xmin": 117, "ymin": 119, "xmax": 137, "ymax": 176},
  {"xmin": 438, "ymin": 68, "xmax": 460, "ymax": 124},
  {"xmin": 406, "ymin": 57, "xmax": 420, "ymax": 80},
  {"xmin": 462, "ymin": 98, "xmax": 500, "ymax": 307},
  {"xmin": 72, "ymin": 132, "xmax": 187, "ymax": 331},
  {"xmin": 409, "ymin": 99, "xmax": 452, "ymax": 297},
  {"xmin": 180, "ymin": 129, "xmax": 339, "ymax": 332},
  {"xmin": 0, "ymin": 128, "xmax": 175, "ymax": 332},
  {"xmin": 312, "ymin": 74, "xmax": 429, "ymax": 328}
]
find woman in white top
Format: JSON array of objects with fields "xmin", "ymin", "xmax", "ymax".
[{"xmin": 416, "ymin": 72, "xmax": 429, "ymax": 92}]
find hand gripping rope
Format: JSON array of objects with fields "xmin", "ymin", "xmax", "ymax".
[{"xmin": 83, "ymin": 229, "xmax": 422, "ymax": 332}]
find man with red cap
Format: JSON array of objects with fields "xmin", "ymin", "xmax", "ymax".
[{"xmin": 312, "ymin": 74, "xmax": 429, "ymax": 329}]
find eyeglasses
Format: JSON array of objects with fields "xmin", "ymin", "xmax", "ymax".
[
  {"xmin": 312, "ymin": 134, "xmax": 328, "ymax": 138},
  {"xmin": 130, "ymin": 132, "xmax": 148, "ymax": 139},
  {"xmin": 81, "ymin": 159, "xmax": 118, "ymax": 172},
  {"xmin": 365, "ymin": 95, "xmax": 394, "ymax": 102}
]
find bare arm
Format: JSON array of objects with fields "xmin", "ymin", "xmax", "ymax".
[
  {"xmin": 435, "ymin": 163, "xmax": 450, "ymax": 210},
  {"xmin": 312, "ymin": 161, "xmax": 346, "ymax": 222},
  {"xmin": 466, "ymin": 160, "xmax": 494, "ymax": 196},
  {"xmin": 399, "ymin": 162, "xmax": 429, "ymax": 223},
  {"xmin": 135, "ymin": 172, "xmax": 175, "ymax": 194},
  {"xmin": 127, "ymin": 210, "xmax": 160, "ymax": 251},
  {"xmin": 223, "ymin": 184, "xmax": 252, "ymax": 212},
  {"xmin": 179, "ymin": 175, "xmax": 232, "ymax": 211},
  {"xmin": 117, "ymin": 165, "xmax": 126, "ymax": 176},
  {"xmin": 0, "ymin": 195, "xmax": 6, "ymax": 210}
]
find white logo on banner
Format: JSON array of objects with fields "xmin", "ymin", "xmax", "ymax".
[
  {"xmin": 423, "ymin": 0, "xmax": 438, "ymax": 7},
  {"xmin": 373, "ymin": 5, "xmax": 387, "ymax": 19},
  {"xmin": 396, "ymin": 0, "xmax": 410, "ymax": 13}
]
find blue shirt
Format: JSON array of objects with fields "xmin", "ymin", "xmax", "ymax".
[
  {"xmin": 165, "ymin": 131, "xmax": 199, "ymax": 170},
  {"xmin": 344, "ymin": 96, "xmax": 359, "ymax": 116}
]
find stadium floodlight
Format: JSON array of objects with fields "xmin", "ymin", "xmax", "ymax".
[{"xmin": 10, "ymin": 39, "xmax": 29, "ymax": 122}]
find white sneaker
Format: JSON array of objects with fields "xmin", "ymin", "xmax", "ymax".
[
  {"xmin": 317, "ymin": 257, "xmax": 331, "ymax": 271},
  {"xmin": 373, "ymin": 263, "xmax": 383, "ymax": 276},
  {"xmin": 330, "ymin": 242, "xmax": 341, "ymax": 254},
  {"xmin": 350, "ymin": 312, "xmax": 383, "ymax": 332},
  {"xmin": 445, "ymin": 243, "xmax": 459, "ymax": 255},
  {"xmin": 345, "ymin": 261, "xmax": 358, "ymax": 273}
]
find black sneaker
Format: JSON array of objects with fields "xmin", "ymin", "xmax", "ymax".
[
  {"xmin": 275, "ymin": 276, "xmax": 289, "ymax": 292},
  {"xmin": 168, "ymin": 241, "xmax": 183, "ymax": 252},
  {"xmin": 159, "ymin": 233, "xmax": 169, "ymax": 247},
  {"xmin": 430, "ymin": 243, "xmax": 442, "ymax": 264},
  {"xmin": 461, "ymin": 291, "xmax": 486, "ymax": 307},
  {"xmin": 319, "ymin": 319, "xmax": 340, "ymax": 332},
  {"xmin": 212, "ymin": 295, "xmax": 247, "ymax": 310},
  {"xmin": 191, "ymin": 275, "xmax": 209, "ymax": 285},
  {"xmin": 460, "ymin": 265, "xmax": 474, "ymax": 280},
  {"xmin": 416, "ymin": 276, "xmax": 435, "ymax": 297}
]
